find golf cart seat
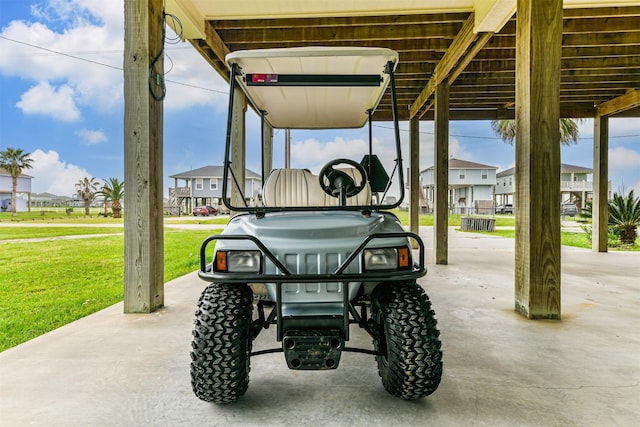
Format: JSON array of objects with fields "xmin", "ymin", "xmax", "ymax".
[
  {"xmin": 263, "ymin": 168, "xmax": 371, "ymax": 207},
  {"xmin": 262, "ymin": 168, "xmax": 318, "ymax": 207}
]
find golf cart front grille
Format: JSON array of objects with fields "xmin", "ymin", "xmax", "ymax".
[{"xmin": 198, "ymin": 233, "xmax": 426, "ymax": 284}]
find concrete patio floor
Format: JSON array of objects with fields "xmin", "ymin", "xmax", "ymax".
[{"xmin": 1, "ymin": 228, "xmax": 638, "ymax": 426}]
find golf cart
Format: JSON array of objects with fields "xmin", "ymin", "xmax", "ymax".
[{"xmin": 191, "ymin": 47, "xmax": 442, "ymax": 403}]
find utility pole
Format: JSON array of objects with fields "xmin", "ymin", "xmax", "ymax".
[{"xmin": 285, "ymin": 128, "xmax": 291, "ymax": 168}]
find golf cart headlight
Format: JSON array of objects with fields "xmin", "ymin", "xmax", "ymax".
[
  {"xmin": 215, "ymin": 251, "xmax": 261, "ymax": 273},
  {"xmin": 363, "ymin": 247, "xmax": 411, "ymax": 271}
]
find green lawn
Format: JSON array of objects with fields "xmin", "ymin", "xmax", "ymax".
[
  {"xmin": 391, "ymin": 210, "xmax": 516, "ymax": 227},
  {"xmin": 0, "ymin": 226, "xmax": 122, "ymax": 240},
  {"xmin": 0, "ymin": 228, "xmax": 219, "ymax": 351},
  {"xmin": 462, "ymin": 228, "xmax": 639, "ymax": 250}
]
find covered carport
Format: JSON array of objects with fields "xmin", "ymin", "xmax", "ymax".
[{"xmin": 123, "ymin": 0, "xmax": 640, "ymax": 320}]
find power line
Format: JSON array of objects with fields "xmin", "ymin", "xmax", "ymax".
[
  {"xmin": 0, "ymin": 35, "xmax": 122, "ymax": 71},
  {"xmin": 0, "ymin": 35, "xmax": 228, "ymax": 95}
]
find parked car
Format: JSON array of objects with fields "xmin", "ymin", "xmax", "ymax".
[
  {"xmin": 496, "ymin": 203, "xmax": 514, "ymax": 214},
  {"xmin": 560, "ymin": 202, "xmax": 578, "ymax": 217},
  {"xmin": 192, "ymin": 205, "xmax": 218, "ymax": 216}
]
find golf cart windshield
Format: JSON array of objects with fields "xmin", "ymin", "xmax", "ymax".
[{"xmin": 221, "ymin": 47, "xmax": 406, "ymax": 213}]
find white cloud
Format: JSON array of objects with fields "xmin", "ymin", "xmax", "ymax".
[
  {"xmin": 449, "ymin": 137, "xmax": 475, "ymax": 163},
  {"xmin": 576, "ymin": 117, "xmax": 640, "ymax": 140},
  {"xmin": 610, "ymin": 117, "xmax": 640, "ymax": 136},
  {"xmin": 163, "ymin": 43, "xmax": 230, "ymax": 110},
  {"xmin": 0, "ymin": 2, "xmax": 229, "ymax": 119},
  {"xmin": 29, "ymin": 149, "xmax": 96, "ymax": 196},
  {"xmin": 1, "ymin": 17, "xmax": 123, "ymax": 108},
  {"xmin": 0, "ymin": 1, "xmax": 123, "ymax": 119},
  {"xmin": 290, "ymin": 136, "xmax": 397, "ymax": 174},
  {"xmin": 76, "ymin": 128, "xmax": 107, "ymax": 145},
  {"xmin": 15, "ymin": 82, "xmax": 80, "ymax": 121},
  {"xmin": 609, "ymin": 147, "xmax": 640, "ymax": 169}
]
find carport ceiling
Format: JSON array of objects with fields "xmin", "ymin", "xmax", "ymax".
[{"xmin": 166, "ymin": 0, "xmax": 640, "ymax": 121}]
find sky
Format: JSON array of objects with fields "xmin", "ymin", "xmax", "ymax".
[{"xmin": 1, "ymin": 0, "xmax": 639, "ymax": 199}]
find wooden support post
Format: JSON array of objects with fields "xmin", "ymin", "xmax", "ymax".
[
  {"xmin": 593, "ymin": 115, "xmax": 609, "ymax": 252},
  {"xmin": 230, "ymin": 88, "xmax": 247, "ymax": 212},
  {"xmin": 514, "ymin": 0, "xmax": 562, "ymax": 319},
  {"xmin": 409, "ymin": 116, "xmax": 420, "ymax": 248},
  {"xmin": 434, "ymin": 81, "xmax": 449, "ymax": 265},
  {"xmin": 262, "ymin": 121, "xmax": 273, "ymax": 181},
  {"xmin": 123, "ymin": 0, "xmax": 164, "ymax": 313}
]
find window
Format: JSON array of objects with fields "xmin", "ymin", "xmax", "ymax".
[
  {"xmin": 482, "ymin": 170, "xmax": 488, "ymax": 179},
  {"xmin": 210, "ymin": 180, "xmax": 218, "ymax": 190},
  {"xmin": 508, "ymin": 177, "xmax": 513, "ymax": 186},
  {"xmin": 195, "ymin": 178, "xmax": 203, "ymax": 190},
  {"xmin": 459, "ymin": 170, "xmax": 465, "ymax": 179}
]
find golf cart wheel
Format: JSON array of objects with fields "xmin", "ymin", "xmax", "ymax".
[
  {"xmin": 190, "ymin": 283, "xmax": 253, "ymax": 403},
  {"xmin": 371, "ymin": 281, "xmax": 443, "ymax": 399}
]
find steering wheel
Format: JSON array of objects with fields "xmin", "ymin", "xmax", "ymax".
[{"xmin": 318, "ymin": 159, "xmax": 367, "ymax": 201}]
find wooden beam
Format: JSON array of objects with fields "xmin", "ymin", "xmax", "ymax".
[
  {"xmin": 217, "ymin": 21, "xmax": 464, "ymax": 44},
  {"xmin": 410, "ymin": 15, "xmax": 478, "ymax": 119},
  {"xmin": 514, "ymin": 0, "xmax": 562, "ymax": 320},
  {"xmin": 562, "ymin": 16, "xmax": 640, "ymax": 34},
  {"xmin": 597, "ymin": 89, "xmax": 640, "ymax": 116},
  {"xmin": 409, "ymin": 116, "xmax": 420, "ymax": 248},
  {"xmin": 563, "ymin": 5, "xmax": 640, "ymax": 18},
  {"xmin": 211, "ymin": 12, "xmax": 470, "ymax": 30},
  {"xmin": 433, "ymin": 81, "xmax": 449, "ymax": 265},
  {"xmin": 226, "ymin": 38, "xmax": 454, "ymax": 52},
  {"xmin": 449, "ymin": 31, "xmax": 495, "ymax": 82},
  {"xmin": 410, "ymin": 15, "xmax": 495, "ymax": 119},
  {"xmin": 204, "ymin": 22, "xmax": 232, "ymax": 71},
  {"xmin": 592, "ymin": 115, "xmax": 609, "ymax": 252},
  {"xmin": 123, "ymin": 0, "xmax": 164, "ymax": 313},
  {"xmin": 189, "ymin": 39, "xmax": 229, "ymax": 82},
  {"xmin": 485, "ymin": 30, "xmax": 640, "ymax": 49}
]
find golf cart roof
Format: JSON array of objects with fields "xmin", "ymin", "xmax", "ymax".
[{"xmin": 225, "ymin": 47, "xmax": 398, "ymax": 129}]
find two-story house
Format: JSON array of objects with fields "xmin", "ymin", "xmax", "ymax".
[
  {"xmin": 0, "ymin": 168, "xmax": 32, "ymax": 212},
  {"xmin": 168, "ymin": 165, "xmax": 262, "ymax": 214},
  {"xmin": 495, "ymin": 163, "xmax": 604, "ymax": 210},
  {"xmin": 421, "ymin": 158, "xmax": 497, "ymax": 214}
]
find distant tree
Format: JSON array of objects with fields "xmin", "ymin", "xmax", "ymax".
[
  {"xmin": 0, "ymin": 147, "xmax": 34, "ymax": 217},
  {"xmin": 609, "ymin": 190, "xmax": 640, "ymax": 245},
  {"xmin": 580, "ymin": 189, "xmax": 640, "ymax": 246},
  {"xmin": 100, "ymin": 177, "xmax": 124, "ymax": 218},
  {"xmin": 75, "ymin": 177, "xmax": 101, "ymax": 216},
  {"xmin": 490, "ymin": 118, "xmax": 580, "ymax": 146}
]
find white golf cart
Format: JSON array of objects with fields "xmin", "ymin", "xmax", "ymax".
[{"xmin": 190, "ymin": 47, "xmax": 442, "ymax": 403}]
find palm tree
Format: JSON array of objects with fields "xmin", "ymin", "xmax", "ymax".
[
  {"xmin": 609, "ymin": 190, "xmax": 640, "ymax": 245},
  {"xmin": 75, "ymin": 177, "xmax": 101, "ymax": 216},
  {"xmin": 0, "ymin": 148, "xmax": 34, "ymax": 217},
  {"xmin": 100, "ymin": 178, "xmax": 125, "ymax": 218},
  {"xmin": 490, "ymin": 118, "xmax": 580, "ymax": 146}
]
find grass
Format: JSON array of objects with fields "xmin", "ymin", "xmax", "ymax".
[
  {"xmin": 463, "ymin": 228, "xmax": 639, "ymax": 250},
  {"xmin": 391, "ymin": 210, "xmax": 516, "ymax": 227},
  {"xmin": 166, "ymin": 216, "xmax": 230, "ymax": 225},
  {"xmin": 0, "ymin": 226, "xmax": 122, "ymax": 240},
  {"xmin": 0, "ymin": 208, "xmax": 109, "ymax": 222},
  {"xmin": 0, "ymin": 228, "xmax": 219, "ymax": 352}
]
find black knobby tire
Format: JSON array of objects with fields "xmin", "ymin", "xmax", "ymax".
[
  {"xmin": 190, "ymin": 283, "xmax": 253, "ymax": 403},
  {"xmin": 371, "ymin": 281, "xmax": 443, "ymax": 399}
]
